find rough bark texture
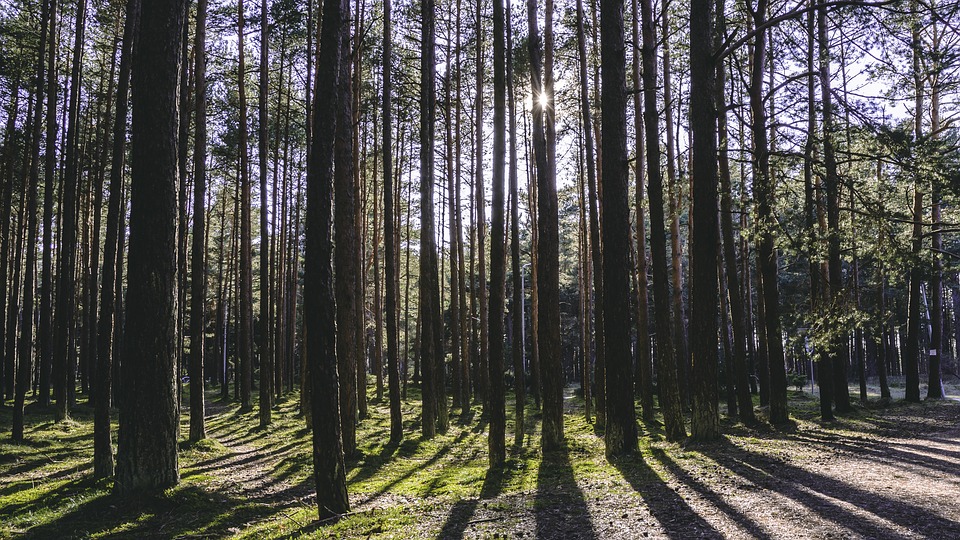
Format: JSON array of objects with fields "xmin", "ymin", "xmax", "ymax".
[
  {"xmin": 640, "ymin": 0, "xmax": 685, "ymax": 442},
  {"xmin": 599, "ymin": 0, "xmax": 637, "ymax": 456},
  {"xmin": 334, "ymin": 0, "xmax": 359, "ymax": 456},
  {"xmin": 305, "ymin": 0, "xmax": 350, "ymax": 519},
  {"xmin": 114, "ymin": 0, "xmax": 186, "ymax": 494},
  {"xmin": 689, "ymin": 0, "xmax": 720, "ymax": 441},
  {"xmin": 489, "ymin": 0, "xmax": 507, "ymax": 467},
  {"xmin": 383, "ymin": 0, "xmax": 403, "ymax": 444},
  {"xmin": 258, "ymin": 0, "xmax": 273, "ymax": 428},
  {"xmin": 190, "ymin": 0, "xmax": 208, "ymax": 442}
]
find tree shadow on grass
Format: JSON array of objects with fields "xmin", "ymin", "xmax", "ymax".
[
  {"xmin": 611, "ymin": 452, "xmax": 723, "ymax": 539},
  {"xmin": 535, "ymin": 446, "xmax": 597, "ymax": 540},
  {"xmin": 436, "ymin": 460, "xmax": 522, "ymax": 539},
  {"xmin": 15, "ymin": 483, "xmax": 275, "ymax": 540}
]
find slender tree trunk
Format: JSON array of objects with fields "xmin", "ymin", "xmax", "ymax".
[
  {"xmin": 38, "ymin": 0, "xmax": 60, "ymax": 409},
  {"xmin": 190, "ymin": 0, "xmax": 208, "ymax": 441},
  {"xmin": 475, "ymin": 0, "xmax": 489, "ymax": 414},
  {"xmin": 383, "ymin": 0, "xmax": 402, "ymax": 443},
  {"xmin": 640, "ymin": 0, "xmax": 684, "ymax": 441},
  {"xmin": 237, "ymin": 0, "xmax": 254, "ymax": 411},
  {"xmin": 258, "ymin": 0, "xmax": 273, "ymax": 427},
  {"xmin": 751, "ymin": 0, "xmax": 788, "ymax": 424},
  {"xmin": 630, "ymin": 0, "xmax": 653, "ymax": 419},
  {"xmin": 715, "ymin": 0, "xmax": 754, "ymax": 424},
  {"xmin": 114, "ymin": 0, "xmax": 186, "ymax": 494},
  {"xmin": 576, "ymin": 0, "xmax": 605, "ymax": 430},
  {"xmin": 506, "ymin": 0, "xmax": 524, "ymax": 446},
  {"xmin": 12, "ymin": 0, "xmax": 49, "ymax": 441},
  {"xmin": 333, "ymin": 0, "xmax": 359, "ymax": 456}
]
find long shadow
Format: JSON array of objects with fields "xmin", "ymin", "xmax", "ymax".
[
  {"xmin": 436, "ymin": 462, "xmax": 516, "ymax": 539},
  {"xmin": 790, "ymin": 431, "xmax": 960, "ymax": 478},
  {"xmin": 704, "ymin": 444, "xmax": 960, "ymax": 538},
  {"xmin": 16, "ymin": 484, "xmax": 275, "ymax": 540},
  {"xmin": 612, "ymin": 453, "xmax": 723, "ymax": 539},
  {"xmin": 535, "ymin": 446, "xmax": 597, "ymax": 540},
  {"xmin": 648, "ymin": 447, "xmax": 772, "ymax": 539}
]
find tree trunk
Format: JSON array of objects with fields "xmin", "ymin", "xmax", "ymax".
[
  {"xmin": 689, "ymin": 0, "xmax": 720, "ymax": 441},
  {"xmin": 114, "ymin": 0, "xmax": 186, "ymax": 494},
  {"xmin": 383, "ymin": 0, "xmax": 402, "ymax": 444},
  {"xmin": 258, "ymin": 0, "xmax": 273, "ymax": 428},
  {"xmin": 333, "ymin": 0, "xmax": 359, "ymax": 456},
  {"xmin": 237, "ymin": 0, "xmax": 254, "ymax": 411},
  {"xmin": 640, "ymin": 0, "xmax": 685, "ymax": 441},
  {"xmin": 305, "ymin": 0, "xmax": 350, "ymax": 518},
  {"xmin": 190, "ymin": 0, "xmax": 208, "ymax": 442}
]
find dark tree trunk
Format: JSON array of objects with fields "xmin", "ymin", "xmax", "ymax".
[
  {"xmin": 334, "ymin": 0, "xmax": 359, "ymax": 456},
  {"xmin": 38, "ymin": 0, "xmax": 59, "ymax": 409},
  {"xmin": 818, "ymin": 0, "xmax": 850, "ymax": 414},
  {"xmin": 576, "ymin": 0, "xmax": 605, "ymax": 430},
  {"xmin": 190, "ymin": 0, "xmax": 208, "ymax": 442},
  {"xmin": 488, "ymin": 0, "xmax": 507, "ymax": 466},
  {"xmin": 715, "ymin": 0, "xmax": 754, "ymax": 424},
  {"xmin": 383, "ymin": 0, "xmax": 402, "ymax": 444},
  {"xmin": 53, "ymin": 0, "xmax": 88, "ymax": 422},
  {"xmin": 640, "ymin": 0, "xmax": 685, "ymax": 441},
  {"xmin": 420, "ymin": 0, "xmax": 445, "ymax": 438},
  {"xmin": 689, "ymin": 0, "xmax": 720, "ymax": 441},
  {"xmin": 258, "ymin": 0, "xmax": 273, "ymax": 428},
  {"xmin": 237, "ymin": 0, "xmax": 254, "ymax": 411},
  {"xmin": 599, "ymin": 0, "xmax": 637, "ymax": 455},
  {"xmin": 305, "ymin": 0, "xmax": 350, "ymax": 518},
  {"xmin": 114, "ymin": 0, "xmax": 187, "ymax": 494},
  {"xmin": 630, "ymin": 0, "xmax": 653, "ymax": 420},
  {"xmin": 12, "ymin": 0, "xmax": 49, "ymax": 442},
  {"xmin": 751, "ymin": 0, "xmax": 789, "ymax": 424},
  {"xmin": 507, "ymin": 0, "xmax": 524, "ymax": 446}
]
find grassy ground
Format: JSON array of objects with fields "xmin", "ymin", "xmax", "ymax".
[{"xmin": 2, "ymin": 379, "xmax": 959, "ymax": 539}]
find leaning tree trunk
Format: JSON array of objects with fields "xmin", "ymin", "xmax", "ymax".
[{"xmin": 114, "ymin": 0, "xmax": 186, "ymax": 494}]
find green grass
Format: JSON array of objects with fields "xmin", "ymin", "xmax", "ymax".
[{"xmin": 2, "ymin": 380, "xmax": 958, "ymax": 539}]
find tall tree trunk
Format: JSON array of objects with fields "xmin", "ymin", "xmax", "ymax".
[
  {"xmin": 38, "ymin": 0, "xmax": 59, "ymax": 409},
  {"xmin": 12, "ymin": 0, "xmax": 49, "ymax": 442},
  {"xmin": 333, "ymin": 0, "xmax": 359, "ymax": 456},
  {"xmin": 475, "ymin": 0, "xmax": 489, "ymax": 413},
  {"xmin": 237, "ymin": 0, "xmax": 254, "ymax": 411},
  {"xmin": 576, "ymin": 0, "xmax": 605, "ymax": 430},
  {"xmin": 507, "ymin": 0, "xmax": 524, "ymax": 446},
  {"xmin": 305, "ymin": 0, "xmax": 350, "ymax": 518},
  {"xmin": 383, "ymin": 0, "xmax": 402, "ymax": 443},
  {"xmin": 927, "ymin": 31, "xmax": 945, "ymax": 399},
  {"xmin": 488, "ymin": 0, "xmax": 507, "ymax": 466},
  {"xmin": 53, "ymin": 0, "xmax": 88, "ymax": 422},
  {"xmin": 258, "ymin": 0, "xmax": 273, "ymax": 427},
  {"xmin": 751, "ymin": 0, "xmax": 788, "ymax": 424},
  {"xmin": 190, "ymin": 0, "xmax": 208, "ymax": 442},
  {"xmin": 818, "ymin": 0, "xmax": 850, "ymax": 414},
  {"xmin": 689, "ymin": 0, "xmax": 720, "ymax": 441},
  {"xmin": 420, "ymin": 0, "xmax": 444, "ymax": 438},
  {"xmin": 640, "ymin": 0, "xmax": 684, "ymax": 441},
  {"xmin": 599, "ymin": 0, "xmax": 638, "ymax": 455},
  {"xmin": 114, "ymin": 0, "xmax": 186, "ymax": 494},
  {"xmin": 630, "ymin": 0, "xmax": 653, "ymax": 419},
  {"xmin": 662, "ymin": 9, "xmax": 689, "ymax": 409}
]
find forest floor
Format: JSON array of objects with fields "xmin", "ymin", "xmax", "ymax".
[{"xmin": 2, "ymin": 377, "xmax": 960, "ymax": 539}]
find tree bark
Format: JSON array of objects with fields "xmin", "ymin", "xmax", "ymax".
[
  {"xmin": 305, "ymin": 0, "xmax": 350, "ymax": 518},
  {"xmin": 114, "ymin": 0, "xmax": 186, "ymax": 494},
  {"xmin": 190, "ymin": 0, "xmax": 208, "ymax": 442}
]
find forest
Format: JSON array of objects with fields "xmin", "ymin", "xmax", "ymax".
[{"xmin": 1, "ymin": 0, "xmax": 960, "ymax": 536}]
